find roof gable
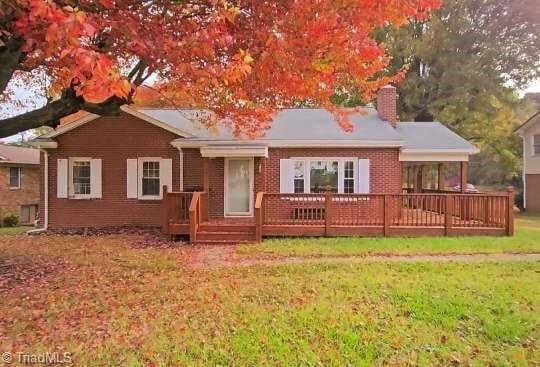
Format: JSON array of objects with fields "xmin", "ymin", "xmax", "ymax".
[
  {"xmin": 41, "ymin": 105, "xmax": 194, "ymax": 139},
  {"xmin": 515, "ymin": 112, "xmax": 540, "ymax": 135}
]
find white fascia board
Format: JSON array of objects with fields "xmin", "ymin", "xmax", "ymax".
[
  {"xmin": 28, "ymin": 139, "xmax": 58, "ymax": 149},
  {"xmin": 201, "ymin": 146, "xmax": 268, "ymax": 158},
  {"xmin": 42, "ymin": 113, "xmax": 100, "ymax": 138},
  {"xmin": 399, "ymin": 150, "xmax": 471, "ymax": 162},
  {"xmin": 172, "ymin": 139, "xmax": 404, "ymax": 148}
]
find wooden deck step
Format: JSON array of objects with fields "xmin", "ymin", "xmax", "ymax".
[{"xmin": 196, "ymin": 231, "xmax": 256, "ymax": 242}]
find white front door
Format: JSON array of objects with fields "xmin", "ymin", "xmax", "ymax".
[{"xmin": 224, "ymin": 158, "xmax": 254, "ymax": 216}]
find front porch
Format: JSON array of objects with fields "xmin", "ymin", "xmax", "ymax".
[{"xmin": 162, "ymin": 188, "xmax": 515, "ymax": 244}]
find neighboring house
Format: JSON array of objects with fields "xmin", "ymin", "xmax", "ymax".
[
  {"xmin": 32, "ymin": 86, "xmax": 515, "ymax": 241},
  {"xmin": 516, "ymin": 112, "xmax": 540, "ymax": 212},
  {"xmin": 0, "ymin": 144, "xmax": 40, "ymax": 225}
]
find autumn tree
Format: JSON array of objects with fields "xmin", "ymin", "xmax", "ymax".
[
  {"xmin": 0, "ymin": 0, "xmax": 441, "ymax": 138},
  {"xmin": 379, "ymin": 0, "xmax": 539, "ymax": 182}
]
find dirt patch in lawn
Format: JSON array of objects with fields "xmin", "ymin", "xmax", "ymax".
[{"xmin": 186, "ymin": 247, "xmax": 540, "ymax": 268}]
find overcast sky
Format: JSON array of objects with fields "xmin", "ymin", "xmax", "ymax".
[{"xmin": 2, "ymin": 78, "xmax": 540, "ymax": 144}]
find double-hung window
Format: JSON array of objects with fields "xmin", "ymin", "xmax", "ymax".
[
  {"xmin": 534, "ymin": 134, "xmax": 540, "ymax": 156},
  {"xmin": 71, "ymin": 159, "xmax": 91, "ymax": 197},
  {"xmin": 142, "ymin": 161, "xmax": 161, "ymax": 197},
  {"xmin": 9, "ymin": 167, "xmax": 21, "ymax": 189},
  {"xmin": 343, "ymin": 161, "xmax": 355, "ymax": 193},
  {"xmin": 293, "ymin": 161, "xmax": 305, "ymax": 193}
]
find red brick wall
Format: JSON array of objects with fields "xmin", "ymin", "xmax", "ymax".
[
  {"xmin": 42, "ymin": 113, "xmax": 402, "ymax": 228},
  {"xmin": 264, "ymin": 148, "xmax": 402, "ymax": 194},
  {"xmin": 44, "ymin": 113, "xmax": 181, "ymax": 229},
  {"xmin": 376, "ymin": 86, "xmax": 397, "ymax": 127},
  {"xmin": 0, "ymin": 164, "xmax": 40, "ymax": 224}
]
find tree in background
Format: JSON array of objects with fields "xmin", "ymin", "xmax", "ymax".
[
  {"xmin": 0, "ymin": 0, "xmax": 441, "ymax": 138},
  {"xmin": 382, "ymin": 0, "xmax": 539, "ymax": 186}
]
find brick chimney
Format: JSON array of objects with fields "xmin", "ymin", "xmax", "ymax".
[{"xmin": 376, "ymin": 85, "xmax": 397, "ymax": 127}]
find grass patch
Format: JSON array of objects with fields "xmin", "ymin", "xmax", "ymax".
[
  {"xmin": 0, "ymin": 226, "xmax": 32, "ymax": 235},
  {"xmin": 238, "ymin": 214, "xmax": 540, "ymax": 258},
  {"xmin": 0, "ymin": 235, "xmax": 538, "ymax": 365}
]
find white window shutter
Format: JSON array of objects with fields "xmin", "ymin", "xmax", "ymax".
[
  {"xmin": 126, "ymin": 159, "xmax": 138, "ymax": 198},
  {"xmin": 160, "ymin": 158, "xmax": 173, "ymax": 197},
  {"xmin": 357, "ymin": 159, "xmax": 370, "ymax": 194},
  {"xmin": 279, "ymin": 159, "xmax": 294, "ymax": 193},
  {"xmin": 90, "ymin": 159, "xmax": 102, "ymax": 198},
  {"xmin": 57, "ymin": 159, "xmax": 68, "ymax": 198}
]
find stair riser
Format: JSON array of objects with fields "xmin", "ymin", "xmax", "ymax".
[
  {"xmin": 198, "ymin": 225, "xmax": 255, "ymax": 233},
  {"xmin": 196, "ymin": 233, "xmax": 256, "ymax": 242}
]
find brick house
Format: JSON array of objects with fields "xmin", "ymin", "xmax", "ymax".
[
  {"xmin": 32, "ymin": 86, "xmax": 515, "ymax": 241},
  {"xmin": 516, "ymin": 112, "xmax": 540, "ymax": 212},
  {"xmin": 0, "ymin": 144, "xmax": 40, "ymax": 225}
]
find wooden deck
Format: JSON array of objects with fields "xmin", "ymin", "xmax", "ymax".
[{"xmin": 162, "ymin": 188, "xmax": 515, "ymax": 243}]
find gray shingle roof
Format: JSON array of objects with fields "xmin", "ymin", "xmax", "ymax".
[
  {"xmin": 139, "ymin": 108, "xmax": 403, "ymax": 143},
  {"xmin": 396, "ymin": 122, "xmax": 478, "ymax": 152},
  {"xmin": 0, "ymin": 144, "xmax": 40, "ymax": 165}
]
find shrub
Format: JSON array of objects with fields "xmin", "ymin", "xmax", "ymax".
[{"xmin": 3, "ymin": 214, "xmax": 19, "ymax": 227}]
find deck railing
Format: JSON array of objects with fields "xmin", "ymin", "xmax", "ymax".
[
  {"xmin": 257, "ymin": 188, "xmax": 514, "ymax": 239},
  {"xmin": 162, "ymin": 187, "xmax": 193, "ymax": 234}
]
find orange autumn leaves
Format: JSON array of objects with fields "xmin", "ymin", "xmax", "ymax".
[
  {"xmin": 8, "ymin": 0, "xmax": 441, "ymax": 135},
  {"xmin": 11, "ymin": 0, "xmax": 130, "ymax": 102}
]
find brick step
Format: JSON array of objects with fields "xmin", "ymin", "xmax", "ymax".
[
  {"xmin": 195, "ymin": 231, "xmax": 256, "ymax": 242},
  {"xmin": 198, "ymin": 224, "xmax": 256, "ymax": 233}
]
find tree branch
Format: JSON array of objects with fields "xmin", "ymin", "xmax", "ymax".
[
  {"xmin": 0, "ymin": 37, "xmax": 24, "ymax": 93},
  {"xmin": 0, "ymin": 87, "xmax": 129, "ymax": 138}
]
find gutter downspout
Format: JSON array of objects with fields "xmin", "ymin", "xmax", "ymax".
[
  {"xmin": 177, "ymin": 147, "xmax": 184, "ymax": 191},
  {"xmin": 27, "ymin": 149, "xmax": 48, "ymax": 234}
]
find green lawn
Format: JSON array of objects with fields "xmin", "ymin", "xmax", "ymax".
[
  {"xmin": 0, "ymin": 233, "xmax": 538, "ymax": 365},
  {"xmin": 0, "ymin": 226, "xmax": 32, "ymax": 235},
  {"xmin": 238, "ymin": 214, "xmax": 540, "ymax": 258}
]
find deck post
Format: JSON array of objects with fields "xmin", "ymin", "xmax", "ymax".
[
  {"xmin": 460, "ymin": 161, "xmax": 468, "ymax": 193},
  {"xmin": 383, "ymin": 194, "xmax": 389, "ymax": 236},
  {"xmin": 189, "ymin": 192, "xmax": 201, "ymax": 243},
  {"xmin": 506, "ymin": 186, "xmax": 514, "ymax": 236},
  {"xmin": 203, "ymin": 158, "xmax": 210, "ymax": 193},
  {"xmin": 325, "ymin": 192, "xmax": 332, "ymax": 236},
  {"xmin": 161, "ymin": 185, "xmax": 170, "ymax": 235},
  {"xmin": 438, "ymin": 163, "xmax": 445, "ymax": 190},
  {"xmin": 445, "ymin": 195, "xmax": 453, "ymax": 236},
  {"xmin": 255, "ymin": 192, "xmax": 264, "ymax": 243}
]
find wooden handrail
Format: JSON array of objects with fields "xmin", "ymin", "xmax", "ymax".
[
  {"xmin": 255, "ymin": 192, "xmax": 265, "ymax": 243},
  {"xmin": 189, "ymin": 192, "xmax": 202, "ymax": 243}
]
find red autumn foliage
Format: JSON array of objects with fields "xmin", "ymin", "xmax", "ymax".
[{"xmin": 2, "ymin": 0, "xmax": 441, "ymax": 136}]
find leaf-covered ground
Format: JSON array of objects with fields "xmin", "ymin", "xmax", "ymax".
[
  {"xmin": 238, "ymin": 214, "xmax": 540, "ymax": 258},
  {"xmin": 0, "ymin": 232, "xmax": 538, "ymax": 365}
]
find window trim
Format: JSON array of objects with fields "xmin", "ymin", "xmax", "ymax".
[
  {"xmin": 137, "ymin": 157, "xmax": 162, "ymax": 200},
  {"xmin": 68, "ymin": 157, "xmax": 92, "ymax": 199},
  {"xmin": 8, "ymin": 166, "xmax": 21, "ymax": 189},
  {"xmin": 533, "ymin": 134, "xmax": 540, "ymax": 156},
  {"xmin": 290, "ymin": 157, "xmax": 357, "ymax": 194}
]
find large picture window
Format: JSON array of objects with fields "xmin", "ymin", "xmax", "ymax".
[
  {"xmin": 288, "ymin": 158, "xmax": 359, "ymax": 194},
  {"xmin": 142, "ymin": 161, "xmax": 160, "ymax": 197},
  {"xmin": 310, "ymin": 161, "xmax": 338, "ymax": 193}
]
